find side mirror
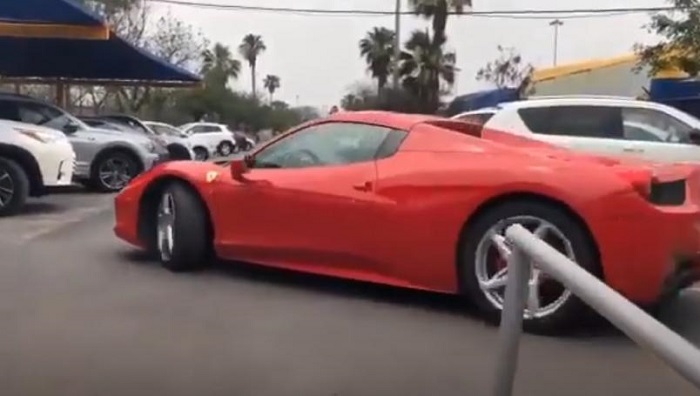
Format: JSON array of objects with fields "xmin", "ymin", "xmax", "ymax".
[
  {"xmin": 63, "ymin": 122, "xmax": 79, "ymax": 134},
  {"xmin": 230, "ymin": 159, "xmax": 248, "ymax": 180}
]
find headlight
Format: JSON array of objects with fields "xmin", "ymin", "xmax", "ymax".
[{"xmin": 16, "ymin": 128, "xmax": 61, "ymax": 143}]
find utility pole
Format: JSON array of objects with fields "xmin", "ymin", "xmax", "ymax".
[
  {"xmin": 392, "ymin": 0, "xmax": 401, "ymax": 88},
  {"xmin": 549, "ymin": 19, "xmax": 564, "ymax": 66}
]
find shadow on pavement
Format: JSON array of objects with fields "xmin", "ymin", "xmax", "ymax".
[
  {"xmin": 20, "ymin": 201, "xmax": 63, "ymax": 216},
  {"xmin": 119, "ymin": 249, "xmax": 691, "ymax": 339}
]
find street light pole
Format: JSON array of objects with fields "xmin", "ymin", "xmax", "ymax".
[
  {"xmin": 392, "ymin": 0, "xmax": 401, "ymax": 88},
  {"xmin": 549, "ymin": 19, "xmax": 564, "ymax": 66}
]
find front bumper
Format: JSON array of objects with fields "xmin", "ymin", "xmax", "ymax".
[
  {"xmin": 143, "ymin": 152, "xmax": 170, "ymax": 170},
  {"xmin": 38, "ymin": 140, "xmax": 75, "ymax": 188}
]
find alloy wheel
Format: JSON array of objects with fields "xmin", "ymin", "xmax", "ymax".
[
  {"xmin": 98, "ymin": 157, "xmax": 134, "ymax": 190},
  {"xmin": 474, "ymin": 215, "xmax": 575, "ymax": 319},
  {"xmin": 156, "ymin": 192, "xmax": 176, "ymax": 261},
  {"xmin": 0, "ymin": 169, "xmax": 14, "ymax": 208}
]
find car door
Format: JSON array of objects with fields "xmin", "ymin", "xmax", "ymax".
[
  {"xmin": 214, "ymin": 121, "xmax": 397, "ymax": 274},
  {"xmin": 516, "ymin": 105, "xmax": 632, "ymax": 158},
  {"xmin": 619, "ymin": 107, "xmax": 700, "ymax": 163}
]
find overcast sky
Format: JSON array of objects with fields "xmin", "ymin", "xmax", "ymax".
[{"xmin": 150, "ymin": 0, "xmax": 668, "ymax": 109}]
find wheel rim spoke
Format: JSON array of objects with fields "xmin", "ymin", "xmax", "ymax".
[
  {"xmin": 156, "ymin": 192, "xmax": 176, "ymax": 261},
  {"xmin": 474, "ymin": 215, "xmax": 576, "ymax": 320}
]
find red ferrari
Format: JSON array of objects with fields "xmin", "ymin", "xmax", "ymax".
[{"xmin": 114, "ymin": 111, "xmax": 700, "ymax": 334}]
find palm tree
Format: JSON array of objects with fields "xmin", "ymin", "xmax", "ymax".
[
  {"xmin": 408, "ymin": 0, "xmax": 470, "ymax": 47},
  {"xmin": 201, "ymin": 43, "xmax": 241, "ymax": 89},
  {"xmin": 263, "ymin": 74, "xmax": 281, "ymax": 102},
  {"xmin": 359, "ymin": 27, "xmax": 396, "ymax": 92},
  {"xmin": 399, "ymin": 29, "xmax": 457, "ymax": 112},
  {"xmin": 238, "ymin": 34, "xmax": 267, "ymax": 97}
]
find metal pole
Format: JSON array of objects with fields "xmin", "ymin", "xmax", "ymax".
[
  {"xmin": 392, "ymin": 0, "xmax": 401, "ymax": 88},
  {"xmin": 549, "ymin": 19, "xmax": 563, "ymax": 66},
  {"xmin": 505, "ymin": 224, "xmax": 700, "ymax": 389},
  {"xmin": 492, "ymin": 244, "xmax": 530, "ymax": 396}
]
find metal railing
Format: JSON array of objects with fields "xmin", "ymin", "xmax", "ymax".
[{"xmin": 492, "ymin": 224, "xmax": 700, "ymax": 396}]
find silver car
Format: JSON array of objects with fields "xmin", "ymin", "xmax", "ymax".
[
  {"xmin": 93, "ymin": 115, "xmax": 195, "ymax": 161},
  {"xmin": 0, "ymin": 93, "xmax": 167, "ymax": 192}
]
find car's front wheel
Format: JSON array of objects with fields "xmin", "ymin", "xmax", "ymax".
[
  {"xmin": 217, "ymin": 141, "xmax": 234, "ymax": 157},
  {"xmin": 155, "ymin": 182, "xmax": 210, "ymax": 272},
  {"xmin": 193, "ymin": 147, "xmax": 209, "ymax": 161},
  {"xmin": 0, "ymin": 157, "xmax": 30, "ymax": 217},
  {"xmin": 91, "ymin": 151, "xmax": 141, "ymax": 192},
  {"xmin": 459, "ymin": 200, "xmax": 599, "ymax": 335}
]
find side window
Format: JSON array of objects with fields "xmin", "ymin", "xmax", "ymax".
[
  {"xmin": 518, "ymin": 106, "xmax": 624, "ymax": 139},
  {"xmin": 202, "ymin": 125, "xmax": 222, "ymax": 133},
  {"xmin": 455, "ymin": 112, "xmax": 494, "ymax": 125},
  {"xmin": 188, "ymin": 125, "xmax": 206, "ymax": 134},
  {"xmin": 621, "ymin": 107, "xmax": 694, "ymax": 144},
  {"xmin": 0, "ymin": 100, "xmax": 20, "ymax": 121},
  {"xmin": 252, "ymin": 122, "xmax": 399, "ymax": 169},
  {"xmin": 17, "ymin": 103, "xmax": 72, "ymax": 131}
]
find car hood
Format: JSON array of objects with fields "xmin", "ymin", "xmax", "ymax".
[
  {"xmin": 86, "ymin": 126, "xmax": 162, "ymax": 145},
  {"xmin": 0, "ymin": 120, "xmax": 68, "ymax": 139}
]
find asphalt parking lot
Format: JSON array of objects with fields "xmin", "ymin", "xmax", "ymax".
[{"xmin": 1, "ymin": 190, "xmax": 700, "ymax": 396}]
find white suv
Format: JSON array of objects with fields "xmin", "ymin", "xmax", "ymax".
[
  {"xmin": 179, "ymin": 122, "xmax": 237, "ymax": 158},
  {"xmin": 0, "ymin": 120, "xmax": 75, "ymax": 216},
  {"xmin": 452, "ymin": 96, "xmax": 700, "ymax": 163}
]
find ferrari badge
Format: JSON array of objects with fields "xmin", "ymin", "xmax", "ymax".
[{"xmin": 206, "ymin": 171, "xmax": 220, "ymax": 183}]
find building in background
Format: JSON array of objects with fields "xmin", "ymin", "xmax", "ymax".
[{"xmin": 531, "ymin": 53, "xmax": 687, "ymax": 98}]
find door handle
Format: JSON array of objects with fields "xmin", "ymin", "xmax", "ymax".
[
  {"xmin": 623, "ymin": 147, "xmax": 644, "ymax": 153},
  {"xmin": 353, "ymin": 181, "xmax": 373, "ymax": 192}
]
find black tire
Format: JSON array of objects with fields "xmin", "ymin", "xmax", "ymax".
[
  {"xmin": 193, "ymin": 147, "xmax": 209, "ymax": 161},
  {"xmin": 217, "ymin": 141, "xmax": 234, "ymax": 157},
  {"xmin": 154, "ymin": 182, "xmax": 210, "ymax": 272},
  {"xmin": 458, "ymin": 200, "xmax": 599, "ymax": 335},
  {"xmin": 0, "ymin": 157, "xmax": 30, "ymax": 217},
  {"xmin": 90, "ymin": 150, "xmax": 142, "ymax": 193},
  {"xmin": 167, "ymin": 144, "xmax": 192, "ymax": 160}
]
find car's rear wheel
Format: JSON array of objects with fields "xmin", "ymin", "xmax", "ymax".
[
  {"xmin": 0, "ymin": 157, "xmax": 30, "ymax": 217},
  {"xmin": 217, "ymin": 141, "xmax": 234, "ymax": 157},
  {"xmin": 193, "ymin": 147, "xmax": 209, "ymax": 161},
  {"xmin": 458, "ymin": 200, "xmax": 599, "ymax": 335},
  {"xmin": 155, "ymin": 182, "xmax": 209, "ymax": 272},
  {"xmin": 91, "ymin": 151, "xmax": 141, "ymax": 192}
]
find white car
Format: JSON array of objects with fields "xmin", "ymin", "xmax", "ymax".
[
  {"xmin": 451, "ymin": 95, "xmax": 700, "ymax": 163},
  {"xmin": 179, "ymin": 122, "xmax": 237, "ymax": 159},
  {"xmin": 0, "ymin": 120, "xmax": 75, "ymax": 216}
]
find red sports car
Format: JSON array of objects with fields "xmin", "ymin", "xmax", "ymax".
[{"xmin": 114, "ymin": 111, "xmax": 700, "ymax": 334}]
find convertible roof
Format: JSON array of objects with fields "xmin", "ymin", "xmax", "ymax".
[{"xmin": 328, "ymin": 111, "xmax": 441, "ymax": 131}]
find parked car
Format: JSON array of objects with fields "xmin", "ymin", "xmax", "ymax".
[
  {"xmin": 113, "ymin": 111, "xmax": 700, "ymax": 334},
  {"xmin": 144, "ymin": 121, "xmax": 208, "ymax": 161},
  {"xmin": 0, "ymin": 93, "xmax": 167, "ymax": 192},
  {"xmin": 179, "ymin": 122, "xmax": 237, "ymax": 157},
  {"xmin": 451, "ymin": 95, "xmax": 700, "ymax": 163},
  {"xmin": 91, "ymin": 115, "xmax": 194, "ymax": 161},
  {"xmin": 0, "ymin": 119, "xmax": 75, "ymax": 216}
]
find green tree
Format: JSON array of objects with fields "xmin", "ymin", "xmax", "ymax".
[
  {"xmin": 399, "ymin": 29, "xmax": 457, "ymax": 112},
  {"xmin": 635, "ymin": 0, "xmax": 700, "ymax": 76},
  {"xmin": 263, "ymin": 74, "xmax": 281, "ymax": 102},
  {"xmin": 359, "ymin": 27, "xmax": 396, "ymax": 92},
  {"xmin": 201, "ymin": 43, "xmax": 241, "ymax": 89},
  {"xmin": 408, "ymin": 0, "xmax": 470, "ymax": 47},
  {"xmin": 476, "ymin": 45, "xmax": 534, "ymax": 96},
  {"xmin": 238, "ymin": 34, "xmax": 267, "ymax": 97}
]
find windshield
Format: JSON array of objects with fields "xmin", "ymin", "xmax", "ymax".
[{"xmin": 148, "ymin": 123, "xmax": 184, "ymax": 137}]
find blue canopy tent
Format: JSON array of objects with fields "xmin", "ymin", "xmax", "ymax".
[
  {"xmin": 0, "ymin": 0, "xmax": 200, "ymax": 106},
  {"xmin": 649, "ymin": 78, "xmax": 700, "ymax": 119},
  {"xmin": 444, "ymin": 88, "xmax": 520, "ymax": 116}
]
